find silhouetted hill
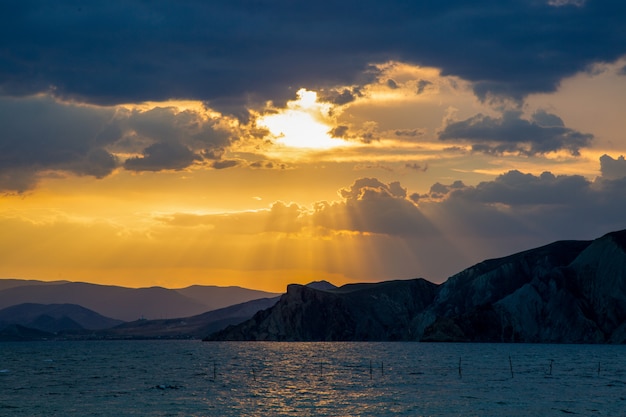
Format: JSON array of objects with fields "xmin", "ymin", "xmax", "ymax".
[
  {"xmin": 208, "ymin": 229, "xmax": 626, "ymax": 343},
  {"xmin": 207, "ymin": 279, "xmax": 437, "ymax": 341},
  {"xmin": 0, "ymin": 324, "xmax": 54, "ymax": 341},
  {"xmin": 0, "ymin": 282, "xmax": 279, "ymax": 321},
  {"xmin": 175, "ymin": 285, "xmax": 280, "ymax": 312},
  {"xmin": 305, "ymin": 280, "xmax": 338, "ymax": 291},
  {"xmin": 96, "ymin": 296, "xmax": 280, "ymax": 339},
  {"xmin": 0, "ymin": 303, "xmax": 123, "ymax": 333}
]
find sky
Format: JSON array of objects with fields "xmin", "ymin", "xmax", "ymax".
[{"xmin": 1, "ymin": 0, "xmax": 626, "ymax": 292}]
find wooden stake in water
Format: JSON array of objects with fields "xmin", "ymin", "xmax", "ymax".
[
  {"xmin": 458, "ymin": 357, "xmax": 462, "ymax": 379},
  {"xmin": 213, "ymin": 361, "xmax": 217, "ymax": 380},
  {"xmin": 509, "ymin": 356, "xmax": 514, "ymax": 378},
  {"xmin": 597, "ymin": 361, "xmax": 601, "ymax": 377},
  {"xmin": 381, "ymin": 361, "xmax": 384, "ymax": 377},
  {"xmin": 548, "ymin": 359, "xmax": 553, "ymax": 376}
]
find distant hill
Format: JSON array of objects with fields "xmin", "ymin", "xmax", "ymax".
[
  {"xmin": 208, "ymin": 229, "xmax": 626, "ymax": 343},
  {"xmin": 0, "ymin": 281, "xmax": 280, "ymax": 321},
  {"xmin": 0, "ymin": 303, "xmax": 123, "ymax": 337},
  {"xmin": 97, "ymin": 296, "xmax": 280, "ymax": 339},
  {"xmin": 305, "ymin": 280, "xmax": 338, "ymax": 291},
  {"xmin": 0, "ymin": 324, "xmax": 54, "ymax": 341}
]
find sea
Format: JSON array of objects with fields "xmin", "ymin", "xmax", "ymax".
[{"xmin": 0, "ymin": 340, "xmax": 624, "ymax": 416}]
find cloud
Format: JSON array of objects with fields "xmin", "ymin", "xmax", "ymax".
[
  {"xmin": 405, "ymin": 163, "xmax": 428, "ymax": 172},
  {"xmin": 395, "ymin": 129, "xmax": 423, "ymax": 138},
  {"xmin": 0, "ymin": 95, "xmax": 119, "ymax": 192},
  {"xmin": 386, "ymin": 79, "xmax": 399, "ymax": 89},
  {"xmin": 211, "ymin": 159, "xmax": 240, "ymax": 170},
  {"xmin": 439, "ymin": 110, "xmax": 593, "ymax": 155},
  {"xmin": 419, "ymin": 167, "xmax": 626, "ymax": 241},
  {"xmin": 600, "ymin": 154, "xmax": 626, "ymax": 180},
  {"xmin": 0, "ymin": 95, "xmax": 240, "ymax": 191},
  {"xmin": 416, "ymin": 80, "xmax": 432, "ymax": 94},
  {"xmin": 310, "ymin": 178, "xmax": 438, "ymax": 237},
  {"xmin": 124, "ymin": 141, "xmax": 200, "ymax": 171},
  {"xmin": 2, "ymin": 1, "xmax": 625, "ymax": 110},
  {"xmin": 158, "ymin": 201, "xmax": 306, "ymax": 235}
]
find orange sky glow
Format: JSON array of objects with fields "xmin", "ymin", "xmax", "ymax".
[{"xmin": 2, "ymin": 58, "xmax": 626, "ymax": 292}]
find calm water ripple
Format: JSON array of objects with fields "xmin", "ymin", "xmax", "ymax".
[{"xmin": 0, "ymin": 340, "xmax": 624, "ymax": 416}]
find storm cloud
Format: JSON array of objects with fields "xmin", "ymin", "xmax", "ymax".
[
  {"xmin": 0, "ymin": 95, "xmax": 118, "ymax": 191},
  {"xmin": 1, "ymin": 1, "xmax": 625, "ymax": 109},
  {"xmin": 0, "ymin": 96, "xmax": 235, "ymax": 191}
]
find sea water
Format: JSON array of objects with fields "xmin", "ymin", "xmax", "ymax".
[{"xmin": 0, "ymin": 341, "xmax": 624, "ymax": 416}]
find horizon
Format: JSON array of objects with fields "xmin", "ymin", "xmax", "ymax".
[
  {"xmin": 2, "ymin": 227, "xmax": 620, "ymax": 293},
  {"xmin": 1, "ymin": 2, "xmax": 626, "ymax": 293}
]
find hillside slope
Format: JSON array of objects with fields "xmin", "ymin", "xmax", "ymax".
[{"xmin": 208, "ymin": 230, "xmax": 626, "ymax": 343}]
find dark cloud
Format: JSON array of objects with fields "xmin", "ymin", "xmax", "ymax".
[
  {"xmin": 211, "ymin": 159, "xmax": 240, "ymax": 170},
  {"xmin": 386, "ymin": 79, "xmax": 399, "ymax": 89},
  {"xmin": 0, "ymin": 95, "xmax": 237, "ymax": 191},
  {"xmin": 1, "ymin": 1, "xmax": 625, "ymax": 109},
  {"xmin": 124, "ymin": 142, "xmax": 200, "ymax": 172},
  {"xmin": 0, "ymin": 95, "xmax": 118, "ymax": 192},
  {"xmin": 395, "ymin": 129, "xmax": 423, "ymax": 137},
  {"xmin": 439, "ymin": 110, "xmax": 593, "ymax": 155},
  {"xmin": 600, "ymin": 154, "xmax": 626, "ymax": 180},
  {"xmin": 449, "ymin": 170, "xmax": 591, "ymax": 206},
  {"xmin": 329, "ymin": 125, "xmax": 349, "ymax": 138},
  {"xmin": 319, "ymin": 87, "xmax": 363, "ymax": 105},
  {"xmin": 416, "ymin": 80, "xmax": 432, "ymax": 94},
  {"xmin": 422, "ymin": 167, "xmax": 626, "ymax": 240}
]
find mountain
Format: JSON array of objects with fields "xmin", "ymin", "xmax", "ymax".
[
  {"xmin": 0, "ymin": 303, "xmax": 123, "ymax": 333},
  {"xmin": 0, "ymin": 279, "xmax": 69, "ymax": 291},
  {"xmin": 96, "ymin": 296, "xmax": 280, "ymax": 339},
  {"xmin": 206, "ymin": 279, "xmax": 437, "ymax": 341},
  {"xmin": 208, "ymin": 229, "xmax": 626, "ymax": 343},
  {"xmin": 0, "ymin": 324, "xmax": 54, "ymax": 341},
  {"xmin": 175, "ymin": 285, "xmax": 279, "ymax": 310},
  {"xmin": 0, "ymin": 281, "xmax": 280, "ymax": 321},
  {"xmin": 305, "ymin": 280, "xmax": 338, "ymax": 291}
]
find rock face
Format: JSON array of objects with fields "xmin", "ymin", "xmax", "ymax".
[
  {"xmin": 206, "ymin": 279, "xmax": 437, "ymax": 341},
  {"xmin": 208, "ymin": 230, "xmax": 626, "ymax": 343}
]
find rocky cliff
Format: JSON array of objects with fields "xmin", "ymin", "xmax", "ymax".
[
  {"xmin": 208, "ymin": 230, "xmax": 626, "ymax": 343},
  {"xmin": 206, "ymin": 279, "xmax": 437, "ymax": 341}
]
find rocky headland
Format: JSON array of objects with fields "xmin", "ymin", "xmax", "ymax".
[{"xmin": 207, "ymin": 229, "xmax": 626, "ymax": 343}]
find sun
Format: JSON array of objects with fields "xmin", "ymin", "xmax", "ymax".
[{"xmin": 258, "ymin": 89, "xmax": 351, "ymax": 150}]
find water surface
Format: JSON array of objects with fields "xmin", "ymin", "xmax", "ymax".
[{"xmin": 1, "ymin": 341, "xmax": 624, "ymax": 416}]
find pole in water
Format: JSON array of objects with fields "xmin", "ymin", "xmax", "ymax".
[
  {"xmin": 381, "ymin": 361, "xmax": 384, "ymax": 377},
  {"xmin": 320, "ymin": 361, "xmax": 323, "ymax": 377},
  {"xmin": 597, "ymin": 361, "xmax": 601, "ymax": 377},
  {"xmin": 213, "ymin": 361, "xmax": 217, "ymax": 380},
  {"xmin": 252, "ymin": 367, "xmax": 256, "ymax": 381},
  {"xmin": 458, "ymin": 357, "xmax": 462, "ymax": 379},
  {"xmin": 548, "ymin": 359, "xmax": 553, "ymax": 376},
  {"xmin": 370, "ymin": 359, "xmax": 373, "ymax": 380},
  {"xmin": 509, "ymin": 355, "xmax": 514, "ymax": 378}
]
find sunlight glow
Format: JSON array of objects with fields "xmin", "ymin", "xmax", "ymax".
[{"xmin": 258, "ymin": 89, "xmax": 352, "ymax": 149}]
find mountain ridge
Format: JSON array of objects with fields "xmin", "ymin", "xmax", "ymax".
[
  {"xmin": 0, "ymin": 303, "xmax": 124, "ymax": 338},
  {"xmin": 208, "ymin": 229, "xmax": 626, "ymax": 343},
  {"xmin": 0, "ymin": 281, "xmax": 280, "ymax": 321}
]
